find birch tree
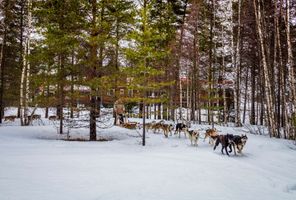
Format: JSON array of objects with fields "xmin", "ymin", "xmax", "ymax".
[
  {"xmin": 234, "ymin": 0, "xmax": 242, "ymax": 126},
  {"xmin": 253, "ymin": 0, "xmax": 276, "ymax": 136},
  {"xmin": 20, "ymin": 0, "xmax": 32, "ymax": 126},
  {"xmin": 285, "ymin": 0, "xmax": 296, "ymax": 138}
]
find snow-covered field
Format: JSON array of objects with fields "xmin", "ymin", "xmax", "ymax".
[{"xmin": 1, "ymin": 116, "xmax": 296, "ymax": 200}]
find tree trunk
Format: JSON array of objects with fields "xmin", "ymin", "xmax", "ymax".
[
  {"xmin": 24, "ymin": 0, "xmax": 32, "ymax": 126},
  {"xmin": 285, "ymin": 0, "xmax": 296, "ymax": 139},
  {"xmin": 70, "ymin": 51, "xmax": 75, "ymax": 119},
  {"xmin": 158, "ymin": 103, "xmax": 161, "ymax": 119},
  {"xmin": 276, "ymin": 0, "xmax": 287, "ymax": 138},
  {"xmin": 89, "ymin": 0, "xmax": 99, "ymax": 141},
  {"xmin": 253, "ymin": 0, "xmax": 276, "ymax": 136},
  {"xmin": 0, "ymin": 31, "xmax": 6, "ymax": 124},
  {"xmin": 221, "ymin": 25, "xmax": 228, "ymax": 125},
  {"xmin": 191, "ymin": 11, "xmax": 199, "ymax": 122},
  {"xmin": 18, "ymin": 0, "xmax": 24, "ymax": 120},
  {"xmin": 146, "ymin": 104, "xmax": 149, "ymax": 119},
  {"xmin": 19, "ymin": 0, "xmax": 32, "ymax": 126},
  {"xmin": 208, "ymin": 0, "xmax": 214, "ymax": 125},
  {"xmin": 177, "ymin": 0, "xmax": 188, "ymax": 121},
  {"xmin": 90, "ymin": 94, "xmax": 97, "ymax": 141},
  {"xmin": 250, "ymin": 62, "xmax": 256, "ymax": 125},
  {"xmin": 45, "ymin": 79, "xmax": 49, "ymax": 118},
  {"xmin": 273, "ymin": 0, "xmax": 281, "ymax": 137},
  {"xmin": 234, "ymin": 0, "xmax": 242, "ymax": 127},
  {"xmin": 0, "ymin": 0, "xmax": 11, "ymax": 124},
  {"xmin": 243, "ymin": 67, "xmax": 249, "ymax": 124},
  {"xmin": 20, "ymin": 47, "xmax": 26, "ymax": 125},
  {"xmin": 59, "ymin": 55, "xmax": 65, "ymax": 134},
  {"xmin": 142, "ymin": 102, "xmax": 146, "ymax": 146}
]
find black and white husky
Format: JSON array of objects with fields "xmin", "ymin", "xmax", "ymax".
[
  {"xmin": 186, "ymin": 130, "xmax": 199, "ymax": 146},
  {"xmin": 174, "ymin": 123, "xmax": 188, "ymax": 138},
  {"xmin": 229, "ymin": 134, "xmax": 248, "ymax": 155}
]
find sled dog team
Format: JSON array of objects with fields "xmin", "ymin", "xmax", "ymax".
[
  {"xmin": 3, "ymin": 114, "xmax": 41, "ymax": 122},
  {"xmin": 145, "ymin": 121, "xmax": 248, "ymax": 156}
]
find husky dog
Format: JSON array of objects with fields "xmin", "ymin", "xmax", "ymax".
[
  {"xmin": 186, "ymin": 130, "xmax": 199, "ymax": 146},
  {"xmin": 28, "ymin": 114, "xmax": 41, "ymax": 121},
  {"xmin": 4, "ymin": 115, "xmax": 17, "ymax": 122},
  {"xmin": 145, "ymin": 121, "xmax": 156, "ymax": 132},
  {"xmin": 174, "ymin": 123, "xmax": 188, "ymax": 138},
  {"xmin": 229, "ymin": 134, "xmax": 248, "ymax": 155},
  {"xmin": 49, "ymin": 115, "xmax": 58, "ymax": 121},
  {"xmin": 152, "ymin": 122, "xmax": 163, "ymax": 133},
  {"xmin": 213, "ymin": 134, "xmax": 234, "ymax": 156},
  {"xmin": 203, "ymin": 128, "xmax": 218, "ymax": 145},
  {"xmin": 160, "ymin": 124, "xmax": 174, "ymax": 138},
  {"xmin": 122, "ymin": 122, "xmax": 138, "ymax": 129}
]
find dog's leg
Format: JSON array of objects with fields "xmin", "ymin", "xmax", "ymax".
[
  {"xmin": 224, "ymin": 146, "xmax": 230, "ymax": 156},
  {"xmin": 226, "ymin": 149, "xmax": 230, "ymax": 156},
  {"xmin": 221, "ymin": 146, "xmax": 224, "ymax": 154},
  {"xmin": 229, "ymin": 143, "xmax": 232, "ymax": 153},
  {"xmin": 213, "ymin": 139, "xmax": 219, "ymax": 151},
  {"xmin": 237, "ymin": 144, "xmax": 242, "ymax": 153},
  {"xmin": 233, "ymin": 144, "xmax": 237, "ymax": 155}
]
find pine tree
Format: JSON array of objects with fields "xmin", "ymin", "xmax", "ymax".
[
  {"xmin": 19, "ymin": 0, "xmax": 32, "ymax": 126},
  {"xmin": 124, "ymin": 0, "xmax": 173, "ymax": 145},
  {"xmin": 34, "ymin": 0, "xmax": 85, "ymax": 132},
  {"xmin": 103, "ymin": 0, "xmax": 135, "ymax": 123},
  {"xmin": 150, "ymin": 0, "xmax": 181, "ymax": 120},
  {"xmin": 0, "ymin": 0, "xmax": 24, "ymax": 123}
]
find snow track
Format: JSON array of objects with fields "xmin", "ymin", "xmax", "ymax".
[{"xmin": 0, "ymin": 122, "xmax": 296, "ymax": 200}]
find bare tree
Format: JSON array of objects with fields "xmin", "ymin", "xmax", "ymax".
[
  {"xmin": 253, "ymin": 0, "xmax": 276, "ymax": 136},
  {"xmin": 285, "ymin": 0, "xmax": 296, "ymax": 138},
  {"xmin": 20, "ymin": 0, "xmax": 32, "ymax": 126}
]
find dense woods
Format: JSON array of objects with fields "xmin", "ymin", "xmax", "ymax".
[{"xmin": 0, "ymin": 0, "xmax": 295, "ymax": 140}]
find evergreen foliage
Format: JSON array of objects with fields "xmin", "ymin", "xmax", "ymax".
[{"xmin": 0, "ymin": 0, "xmax": 295, "ymax": 140}]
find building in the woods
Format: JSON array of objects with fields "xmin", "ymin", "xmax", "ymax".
[{"xmin": 37, "ymin": 77, "xmax": 234, "ymax": 111}]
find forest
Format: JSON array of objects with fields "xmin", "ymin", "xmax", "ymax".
[
  {"xmin": 0, "ymin": 0, "xmax": 296, "ymax": 140},
  {"xmin": 1, "ymin": 1, "xmax": 296, "ymax": 200}
]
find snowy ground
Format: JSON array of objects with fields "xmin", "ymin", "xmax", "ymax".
[{"xmin": 0, "ymin": 116, "xmax": 296, "ymax": 200}]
